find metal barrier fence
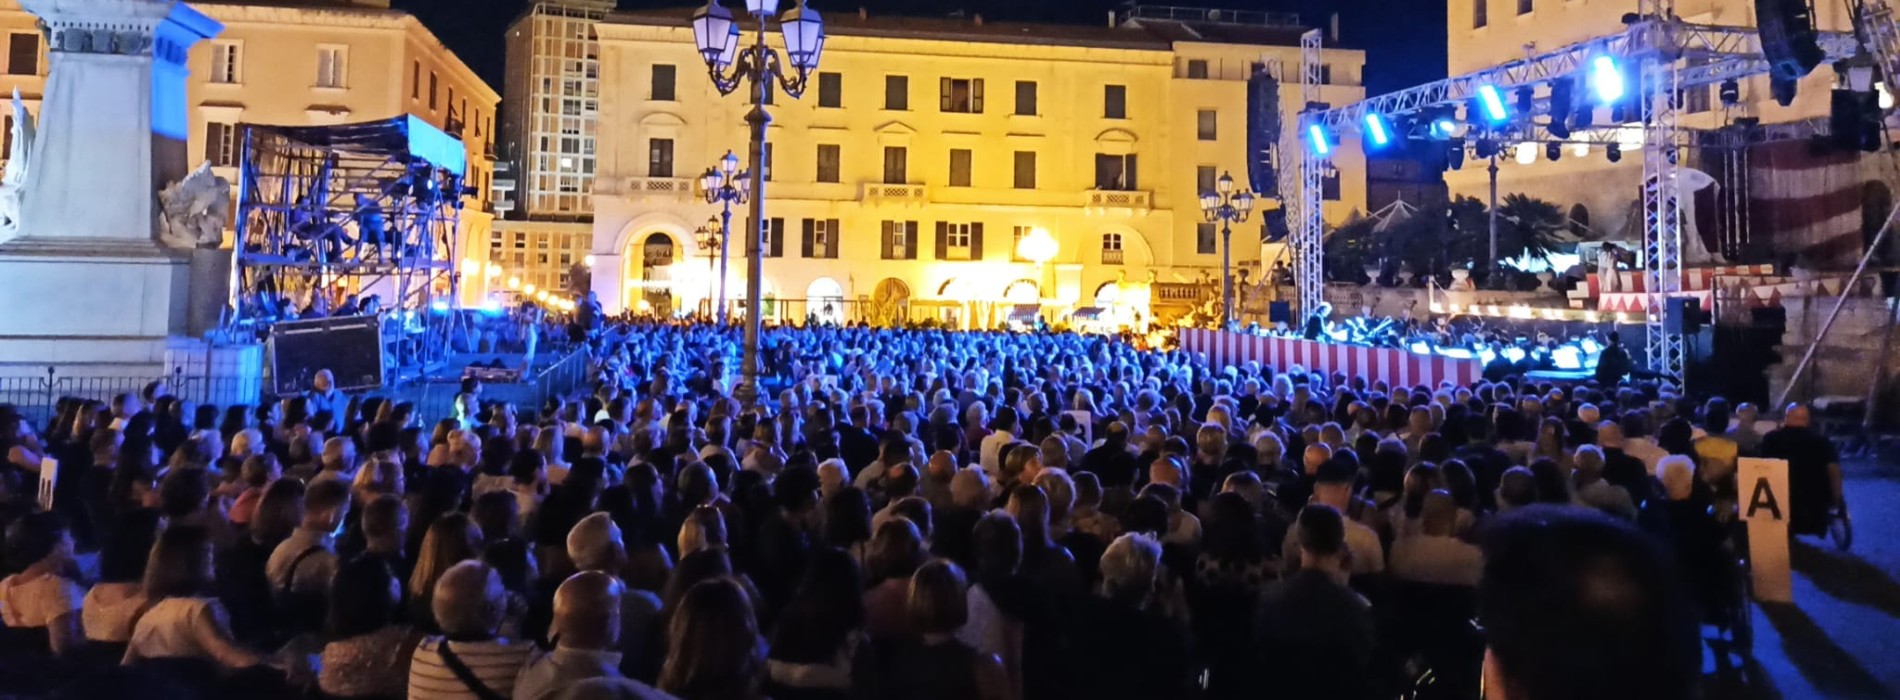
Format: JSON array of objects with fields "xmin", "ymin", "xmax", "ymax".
[{"xmin": 0, "ymin": 368, "xmax": 258, "ymax": 430}]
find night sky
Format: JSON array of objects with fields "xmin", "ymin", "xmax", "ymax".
[{"xmin": 392, "ymin": 0, "xmax": 1447, "ymax": 97}]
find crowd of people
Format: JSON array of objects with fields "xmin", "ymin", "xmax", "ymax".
[{"xmin": 0, "ymin": 320, "xmax": 1850, "ymax": 700}]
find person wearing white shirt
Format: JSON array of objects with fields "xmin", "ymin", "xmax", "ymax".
[{"xmin": 978, "ymin": 407, "xmax": 1020, "ymax": 479}]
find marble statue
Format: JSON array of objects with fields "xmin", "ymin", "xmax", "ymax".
[
  {"xmin": 157, "ymin": 161, "xmax": 231, "ymax": 249},
  {"xmin": 0, "ymin": 89, "xmax": 34, "ymax": 245}
]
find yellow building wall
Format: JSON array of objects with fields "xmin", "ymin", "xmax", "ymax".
[
  {"xmin": 1443, "ymin": 0, "xmax": 1855, "ymax": 241},
  {"xmin": 580, "ymin": 17, "xmax": 1364, "ymax": 316}
]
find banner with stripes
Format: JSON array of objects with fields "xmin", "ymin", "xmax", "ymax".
[{"xmin": 1177, "ymin": 328, "xmax": 1483, "ymax": 389}]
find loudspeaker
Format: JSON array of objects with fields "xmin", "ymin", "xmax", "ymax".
[
  {"xmin": 1756, "ymin": 0, "xmax": 1825, "ymax": 81},
  {"xmin": 1269, "ymin": 301, "xmax": 1293, "ymax": 324},
  {"xmin": 269, "ymin": 315, "xmax": 384, "ymax": 394},
  {"xmin": 1262, "ymin": 208, "xmax": 1289, "ymax": 243},
  {"xmin": 1665, "ymin": 296, "xmax": 1705, "ymax": 334}
]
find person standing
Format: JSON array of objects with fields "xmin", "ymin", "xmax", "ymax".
[{"xmin": 1760, "ymin": 404, "xmax": 1845, "ymax": 537}]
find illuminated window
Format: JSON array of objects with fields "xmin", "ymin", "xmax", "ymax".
[{"xmin": 940, "ymin": 77, "xmax": 984, "ymax": 113}]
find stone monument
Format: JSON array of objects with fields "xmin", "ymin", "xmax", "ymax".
[{"xmin": 0, "ymin": 0, "xmax": 259, "ymax": 399}]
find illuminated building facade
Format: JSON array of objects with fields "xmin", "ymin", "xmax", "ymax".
[{"xmin": 572, "ymin": 7, "xmax": 1367, "ymax": 323}]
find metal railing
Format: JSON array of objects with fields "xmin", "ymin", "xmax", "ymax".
[
  {"xmin": 1102, "ymin": 248, "xmax": 1125, "ymax": 265},
  {"xmin": 1124, "ymin": 5, "xmax": 1303, "ymax": 28},
  {"xmin": 1085, "ymin": 189, "xmax": 1154, "ymax": 210},
  {"xmin": 0, "ymin": 367, "xmax": 259, "ymax": 430}
]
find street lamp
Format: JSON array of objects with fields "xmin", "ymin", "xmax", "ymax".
[
  {"xmin": 692, "ymin": 0, "xmax": 824, "ymax": 407},
  {"xmin": 693, "ymin": 215, "xmax": 724, "ymax": 317},
  {"xmin": 699, "ymin": 151, "xmax": 750, "ymax": 325},
  {"xmin": 1199, "ymin": 170, "xmax": 1255, "ymax": 324}
]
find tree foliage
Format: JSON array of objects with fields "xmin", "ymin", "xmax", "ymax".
[{"xmin": 1323, "ymin": 194, "xmax": 1575, "ymax": 286}]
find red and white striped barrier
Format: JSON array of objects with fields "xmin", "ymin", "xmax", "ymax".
[{"xmin": 1178, "ymin": 328, "xmax": 1484, "ymax": 389}]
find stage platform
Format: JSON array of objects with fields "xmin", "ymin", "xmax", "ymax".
[{"xmin": 1179, "ymin": 329, "xmax": 1482, "ymax": 389}]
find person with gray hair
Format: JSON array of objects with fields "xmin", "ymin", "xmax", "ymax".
[
  {"xmin": 566, "ymin": 512, "xmax": 663, "ymax": 678},
  {"xmin": 1572, "ymin": 444, "xmax": 1635, "ymax": 521},
  {"xmin": 407, "ymin": 561, "xmax": 534, "ymax": 700},
  {"xmin": 1067, "ymin": 532, "xmax": 1194, "ymax": 698},
  {"xmin": 515, "ymin": 571, "xmax": 670, "ymax": 700}
]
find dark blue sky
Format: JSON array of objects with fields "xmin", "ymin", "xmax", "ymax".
[{"xmin": 393, "ymin": 0, "xmax": 1447, "ymax": 97}]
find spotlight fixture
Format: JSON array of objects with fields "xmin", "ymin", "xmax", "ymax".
[
  {"xmin": 1546, "ymin": 142, "xmax": 1563, "ymax": 161},
  {"xmin": 1606, "ymin": 142, "xmax": 1622, "ymax": 162},
  {"xmin": 1548, "ymin": 78, "xmax": 1574, "ymax": 138},
  {"xmin": 1430, "ymin": 117, "xmax": 1464, "ymax": 140},
  {"xmin": 1363, "ymin": 113, "xmax": 1393, "ymax": 148},
  {"xmin": 1307, "ymin": 123, "xmax": 1334, "ymax": 156},
  {"xmin": 1447, "ymin": 138, "xmax": 1467, "ymax": 169},
  {"xmin": 1515, "ymin": 86, "xmax": 1535, "ymax": 117},
  {"xmin": 1477, "ymin": 84, "xmax": 1510, "ymax": 123},
  {"xmin": 1719, "ymin": 78, "xmax": 1741, "ymax": 105},
  {"xmin": 1514, "ymin": 142, "xmax": 1538, "ymax": 165},
  {"xmin": 1572, "ymin": 102, "xmax": 1595, "ymax": 129},
  {"xmin": 1474, "ymin": 137, "xmax": 1499, "ymax": 159},
  {"xmin": 1571, "ymin": 142, "xmax": 1590, "ymax": 158},
  {"xmin": 1590, "ymin": 55, "xmax": 1625, "ymax": 103}
]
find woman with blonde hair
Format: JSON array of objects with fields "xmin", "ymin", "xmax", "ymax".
[
  {"xmin": 407, "ymin": 512, "xmax": 484, "ymax": 632},
  {"xmin": 878, "ymin": 560, "xmax": 1009, "ymax": 700}
]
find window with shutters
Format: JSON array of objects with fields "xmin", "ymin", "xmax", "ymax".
[
  {"xmin": 1094, "ymin": 154, "xmax": 1138, "ymax": 190},
  {"xmin": 204, "ymin": 123, "xmax": 237, "ymax": 167},
  {"xmin": 411, "ymin": 60, "xmax": 420, "ymax": 99},
  {"xmin": 1014, "ymin": 81, "xmax": 1037, "ymax": 116},
  {"xmin": 315, "ymin": 45, "xmax": 347, "ymax": 88},
  {"xmin": 949, "ymin": 149, "xmax": 972, "ymax": 187},
  {"xmin": 651, "ymin": 64, "xmax": 677, "ymax": 100},
  {"xmin": 6, "ymin": 33, "xmax": 38, "ymax": 76},
  {"xmin": 429, "ymin": 71, "xmax": 439, "ymax": 110},
  {"xmin": 816, "ymin": 144, "xmax": 841, "ymax": 183},
  {"xmin": 763, "ymin": 143, "xmax": 774, "ymax": 181},
  {"xmin": 1013, "ymin": 151, "xmax": 1036, "ymax": 189},
  {"xmin": 883, "ymin": 146, "xmax": 908, "ymax": 184},
  {"xmin": 648, "ymin": 138, "xmax": 674, "ymax": 177},
  {"xmin": 1197, "ymin": 110, "xmax": 1217, "ymax": 140},
  {"xmin": 1197, "ymin": 166, "xmax": 1217, "ymax": 195},
  {"xmin": 1473, "ymin": 0, "xmax": 1488, "ymax": 28},
  {"xmin": 1011, "ymin": 225, "xmax": 1034, "ymax": 262},
  {"xmin": 881, "ymin": 220, "xmax": 918, "ymax": 260},
  {"xmin": 885, "ymin": 75, "xmax": 908, "ymax": 110},
  {"xmin": 801, "ymin": 218, "xmax": 840, "ymax": 259},
  {"xmin": 1101, "ymin": 232, "xmax": 1124, "ymax": 264},
  {"xmin": 210, "ymin": 41, "xmax": 242, "ymax": 84},
  {"xmin": 1517, "ymin": 0, "xmax": 1532, "ymax": 14},
  {"xmin": 940, "ymin": 77, "xmax": 984, "ymax": 113},
  {"xmin": 1197, "ymin": 223, "xmax": 1218, "ymax": 255},
  {"xmin": 762, "ymin": 218, "xmax": 785, "ymax": 257},
  {"xmin": 1104, "ymin": 85, "xmax": 1127, "ymax": 118},
  {"xmin": 818, "ymin": 72, "xmax": 842, "ymax": 108},
  {"xmin": 941, "ymin": 222, "xmax": 975, "ymax": 260},
  {"xmin": 1187, "ymin": 59, "xmax": 1209, "ymax": 79}
]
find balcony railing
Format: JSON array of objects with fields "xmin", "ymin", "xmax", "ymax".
[
  {"xmin": 1101, "ymin": 248, "xmax": 1124, "ymax": 265},
  {"xmin": 861, "ymin": 183, "xmax": 928, "ymax": 205},
  {"xmin": 1085, "ymin": 189, "xmax": 1153, "ymax": 213}
]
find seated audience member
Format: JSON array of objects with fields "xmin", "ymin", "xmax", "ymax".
[
  {"xmin": 1255, "ymin": 504, "xmax": 1376, "ymax": 700},
  {"xmin": 82, "ymin": 509, "xmax": 161, "ymax": 652},
  {"xmin": 659, "ymin": 578, "xmax": 766, "ymax": 700},
  {"xmin": 408, "ymin": 561, "xmax": 535, "ymax": 700},
  {"xmin": 125, "ymin": 524, "xmax": 269, "ymax": 669},
  {"xmin": 319, "ymin": 556, "xmax": 423, "ymax": 699},
  {"xmin": 1389, "ymin": 490, "xmax": 1483, "ymax": 587},
  {"xmin": 0, "ymin": 512, "xmax": 84, "ymax": 656},
  {"xmin": 517, "ymin": 571, "xmax": 664, "ymax": 700},
  {"xmin": 1478, "ymin": 505, "xmax": 1699, "ymax": 700},
  {"xmin": 765, "ymin": 548, "xmax": 868, "ymax": 700},
  {"xmin": 877, "ymin": 560, "xmax": 1010, "ymax": 700},
  {"xmin": 1067, "ymin": 533, "xmax": 1194, "ymax": 700}
]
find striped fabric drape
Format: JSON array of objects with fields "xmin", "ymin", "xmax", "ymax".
[{"xmin": 1177, "ymin": 328, "xmax": 1483, "ymax": 390}]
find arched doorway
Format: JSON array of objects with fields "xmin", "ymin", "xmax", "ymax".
[
  {"xmin": 639, "ymin": 232, "xmax": 677, "ymax": 314},
  {"xmin": 868, "ymin": 278, "xmax": 911, "ymax": 327},
  {"xmin": 806, "ymin": 277, "xmax": 845, "ymax": 325},
  {"xmin": 1002, "ymin": 279, "xmax": 1040, "ymax": 305}
]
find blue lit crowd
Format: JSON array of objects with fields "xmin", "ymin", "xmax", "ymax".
[{"xmin": 0, "ymin": 320, "xmax": 1848, "ymax": 700}]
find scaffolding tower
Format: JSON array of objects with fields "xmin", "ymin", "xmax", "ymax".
[{"xmin": 229, "ymin": 116, "xmax": 470, "ymax": 381}]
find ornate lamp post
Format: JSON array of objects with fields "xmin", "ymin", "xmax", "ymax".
[
  {"xmin": 693, "ymin": 215, "xmax": 724, "ymax": 317},
  {"xmin": 698, "ymin": 151, "xmax": 749, "ymax": 323},
  {"xmin": 692, "ymin": 0, "xmax": 824, "ymax": 407},
  {"xmin": 1199, "ymin": 171, "xmax": 1255, "ymax": 324}
]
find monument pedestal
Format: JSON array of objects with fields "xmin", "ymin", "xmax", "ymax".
[{"xmin": 0, "ymin": 237, "xmax": 190, "ymax": 376}]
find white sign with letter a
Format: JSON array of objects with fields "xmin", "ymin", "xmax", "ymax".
[{"xmin": 1739, "ymin": 457, "xmax": 1792, "ymax": 603}]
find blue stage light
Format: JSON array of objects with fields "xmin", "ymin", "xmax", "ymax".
[
  {"xmin": 1307, "ymin": 123, "xmax": 1333, "ymax": 156},
  {"xmin": 430, "ymin": 301, "xmax": 450, "ymax": 313},
  {"xmin": 1590, "ymin": 55, "xmax": 1625, "ymax": 104},
  {"xmin": 1476, "ymin": 84, "xmax": 1509, "ymax": 123},
  {"xmin": 1430, "ymin": 118, "xmax": 1460, "ymax": 139},
  {"xmin": 1363, "ymin": 113, "xmax": 1392, "ymax": 147}
]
